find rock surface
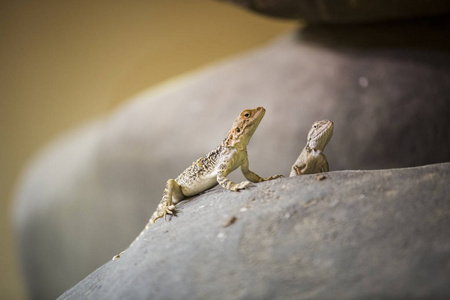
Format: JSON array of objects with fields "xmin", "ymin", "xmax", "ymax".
[
  {"xmin": 14, "ymin": 18, "xmax": 450, "ymax": 299},
  {"xmin": 58, "ymin": 163, "xmax": 450, "ymax": 299},
  {"xmin": 220, "ymin": 0, "xmax": 450, "ymax": 23}
]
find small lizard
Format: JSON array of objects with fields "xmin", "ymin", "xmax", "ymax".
[
  {"xmin": 290, "ymin": 120, "xmax": 334, "ymax": 177},
  {"xmin": 113, "ymin": 106, "xmax": 282, "ymax": 260}
]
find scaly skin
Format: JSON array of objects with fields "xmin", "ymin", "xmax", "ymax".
[
  {"xmin": 290, "ymin": 120, "xmax": 334, "ymax": 177},
  {"xmin": 113, "ymin": 107, "xmax": 282, "ymax": 260}
]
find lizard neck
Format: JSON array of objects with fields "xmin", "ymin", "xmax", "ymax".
[
  {"xmin": 221, "ymin": 138, "xmax": 247, "ymax": 151},
  {"xmin": 305, "ymin": 145, "xmax": 320, "ymax": 154}
]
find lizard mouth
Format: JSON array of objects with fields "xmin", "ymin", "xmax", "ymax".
[
  {"xmin": 252, "ymin": 106, "xmax": 265, "ymax": 124},
  {"xmin": 245, "ymin": 107, "xmax": 265, "ymax": 133}
]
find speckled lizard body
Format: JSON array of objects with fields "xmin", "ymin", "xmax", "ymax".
[
  {"xmin": 290, "ymin": 120, "xmax": 334, "ymax": 176},
  {"xmin": 113, "ymin": 106, "xmax": 282, "ymax": 260}
]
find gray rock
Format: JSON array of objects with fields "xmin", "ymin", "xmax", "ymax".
[
  {"xmin": 13, "ymin": 121, "xmax": 109, "ymax": 300},
  {"xmin": 58, "ymin": 163, "xmax": 450, "ymax": 300},
  {"xmin": 219, "ymin": 0, "xmax": 450, "ymax": 23},
  {"xmin": 13, "ymin": 19, "xmax": 450, "ymax": 299}
]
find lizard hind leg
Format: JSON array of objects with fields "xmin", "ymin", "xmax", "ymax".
[
  {"xmin": 150, "ymin": 178, "xmax": 184, "ymax": 224},
  {"xmin": 111, "ymin": 179, "xmax": 184, "ymax": 261}
]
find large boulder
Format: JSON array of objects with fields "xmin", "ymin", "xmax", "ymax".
[
  {"xmin": 13, "ymin": 18, "xmax": 450, "ymax": 299},
  {"xmin": 58, "ymin": 163, "xmax": 450, "ymax": 299}
]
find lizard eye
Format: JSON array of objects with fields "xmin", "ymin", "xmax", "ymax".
[
  {"xmin": 244, "ymin": 112, "xmax": 250, "ymax": 118},
  {"xmin": 236, "ymin": 128, "xmax": 241, "ymax": 133}
]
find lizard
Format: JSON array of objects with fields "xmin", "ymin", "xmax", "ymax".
[
  {"xmin": 290, "ymin": 120, "xmax": 334, "ymax": 177},
  {"xmin": 113, "ymin": 106, "xmax": 282, "ymax": 260}
]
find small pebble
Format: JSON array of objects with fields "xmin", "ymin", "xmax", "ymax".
[
  {"xmin": 315, "ymin": 174, "xmax": 327, "ymax": 181},
  {"xmin": 223, "ymin": 216, "xmax": 237, "ymax": 228}
]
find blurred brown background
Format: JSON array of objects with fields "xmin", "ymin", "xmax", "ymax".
[{"xmin": 0, "ymin": 1, "xmax": 296, "ymax": 298}]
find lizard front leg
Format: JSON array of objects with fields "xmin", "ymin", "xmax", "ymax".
[
  {"xmin": 216, "ymin": 163, "xmax": 252, "ymax": 191},
  {"xmin": 150, "ymin": 178, "xmax": 184, "ymax": 224},
  {"xmin": 241, "ymin": 158, "xmax": 283, "ymax": 182},
  {"xmin": 290, "ymin": 163, "xmax": 306, "ymax": 176},
  {"xmin": 217, "ymin": 173, "xmax": 251, "ymax": 191}
]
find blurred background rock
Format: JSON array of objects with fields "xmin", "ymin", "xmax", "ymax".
[{"xmin": 0, "ymin": 1, "xmax": 296, "ymax": 299}]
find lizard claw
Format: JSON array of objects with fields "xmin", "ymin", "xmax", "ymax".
[
  {"xmin": 164, "ymin": 205, "xmax": 177, "ymax": 221},
  {"xmin": 162, "ymin": 204, "xmax": 176, "ymax": 220},
  {"xmin": 151, "ymin": 204, "xmax": 176, "ymax": 224},
  {"xmin": 164, "ymin": 214, "xmax": 174, "ymax": 222},
  {"xmin": 233, "ymin": 181, "xmax": 253, "ymax": 191},
  {"xmin": 261, "ymin": 174, "xmax": 284, "ymax": 181}
]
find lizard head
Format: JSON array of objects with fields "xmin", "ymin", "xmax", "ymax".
[
  {"xmin": 307, "ymin": 120, "xmax": 334, "ymax": 151},
  {"xmin": 223, "ymin": 106, "xmax": 265, "ymax": 149}
]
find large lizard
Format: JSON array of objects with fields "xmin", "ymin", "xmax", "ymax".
[
  {"xmin": 113, "ymin": 106, "xmax": 282, "ymax": 260},
  {"xmin": 290, "ymin": 120, "xmax": 334, "ymax": 176}
]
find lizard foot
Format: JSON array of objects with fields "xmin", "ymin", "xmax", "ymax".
[
  {"xmin": 260, "ymin": 174, "xmax": 284, "ymax": 182},
  {"xmin": 162, "ymin": 204, "xmax": 176, "ymax": 220},
  {"xmin": 164, "ymin": 206, "xmax": 178, "ymax": 221},
  {"xmin": 292, "ymin": 166, "xmax": 301, "ymax": 176},
  {"xmin": 152, "ymin": 204, "xmax": 176, "ymax": 223},
  {"xmin": 232, "ymin": 180, "xmax": 253, "ymax": 191}
]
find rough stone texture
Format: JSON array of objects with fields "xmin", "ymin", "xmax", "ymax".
[
  {"xmin": 220, "ymin": 0, "xmax": 450, "ymax": 23},
  {"xmin": 58, "ymin": 163, "xmax": 450, "ymax": 299},
  {"xmin": 13, "ymin": 18, "xmax": 450, "ymax": 299}
]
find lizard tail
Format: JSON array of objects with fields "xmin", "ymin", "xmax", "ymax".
[
  {"xmin": 129, "ymin": 190, "xmax": 171, "ymax": 246},
  {"xmin": 112, "ymin": 180, "xmax": 177, "ymax": 260}
]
